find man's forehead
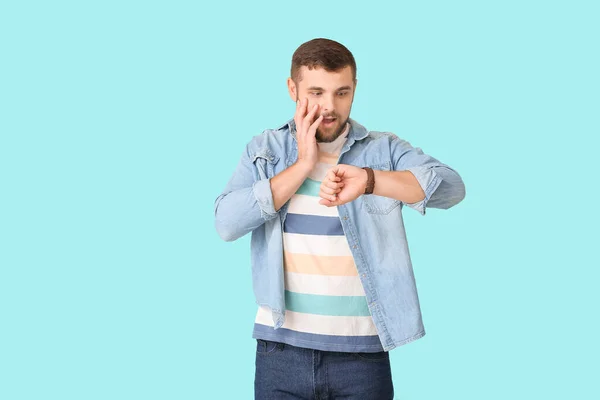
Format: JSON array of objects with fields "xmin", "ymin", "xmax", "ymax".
[{"xmin": 298, "ymin": 65, "xmax": 354, "ymax": 87}]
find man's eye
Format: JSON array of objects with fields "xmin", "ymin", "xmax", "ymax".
[
  {"xmin": 311, "ymin": 92, "xmax": 322, "ymax": 96},
  {"xmin": 338, "ymin": 92, "xmax": 348, "ymax": 96}
]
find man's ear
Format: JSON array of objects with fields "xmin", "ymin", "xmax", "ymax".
[{"xmin": 287, "ymin": 77, "xmax": 297, "ymax": 102}]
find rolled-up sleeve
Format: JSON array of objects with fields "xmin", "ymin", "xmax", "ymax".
[
  {"xmin": 252, "ymin": 178, "xmax": 278, "ymax": 219},
  {"xmin": 403, "ymin": 166, "xmax": 443, "ymax": 215},
  {"xmin": 390, "ymin": 135, "xmax": 466, "ymax": 216},
  {"xmin": 214, "ymin": 142, "xmax": 279, "ymax": 242}
]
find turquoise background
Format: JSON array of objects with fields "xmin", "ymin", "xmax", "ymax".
[{"xmin": 1, "ymin": 0, "xmax": 598, "ymax": 399}]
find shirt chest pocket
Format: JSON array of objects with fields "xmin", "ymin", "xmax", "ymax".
[
  {"xmin": 362, "ymin": 161, "xmax": 402, "ymax": 215},
  {"xmin": 252, "ymin": 148, "xmax": 280, "ymax": 180}
]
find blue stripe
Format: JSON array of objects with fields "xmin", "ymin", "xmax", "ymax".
[
  {"xmin": 253, "ymin": 323, "xmax": 384, "ymax": 352},
  {"xmin": 284, "ymin": 213, "xmax": 344, "ymax": 236}
]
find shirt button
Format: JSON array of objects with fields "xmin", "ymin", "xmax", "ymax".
[
  {"xmin": 362, "ymin": 274, "xmax": 366, "ymax": 277},
  {"xmin": 343, "ymin": 216, "xmax": 348, "ymax": 220},
  {"xmin": 353, "ymin": 245, "xmax": 357, "ymax": 249}
]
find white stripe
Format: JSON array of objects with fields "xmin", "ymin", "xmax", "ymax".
[
  {"xmin": 308, "ymin": 162, "xmax": 335, "ymax": 182},
  {"xmin": 283, "ymin": 232, "xmax": 352, "ymax": 257},
  {"xmin": 287, "ymin": 194, "xmax": 339, "ymax": 217},
  {"xmin": 285, "ymin": 271, "xmax": 365, "ymax": 296},
  {"xmin": 255, "ymin": 306, "xmax": 379, "ymax": 336}
]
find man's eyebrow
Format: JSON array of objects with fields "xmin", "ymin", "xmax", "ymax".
[{"xmin": 306, "ymin": 85, "xmax": 352, "ymax": 91}]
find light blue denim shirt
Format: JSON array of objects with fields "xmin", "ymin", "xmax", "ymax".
[{"xmin": 214, "ymin": 117, "xmax": 466, "ymax": 351}]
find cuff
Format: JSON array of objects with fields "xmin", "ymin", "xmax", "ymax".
[
  {"xmin": 252, "ymin": 178, "xmax": 279, "ymax": 220},
  {"xmin": 404, "ymin": 166, "xmax": 443, "ymax": 216}
]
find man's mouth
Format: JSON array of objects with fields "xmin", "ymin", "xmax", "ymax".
[{"xmin": 322, "ymin": 117, "xmax": 337, "ymax": 126}]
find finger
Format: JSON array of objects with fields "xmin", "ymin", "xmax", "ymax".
[
  {"xmin": 326, "ymin": 169, "xmax": 340, "ymax": 182},
  {"xmin": 320, "ymin": 193, "xmax": 337, "ymax": 203},
  {"xmin": 300, "ymin": 97, "xmax": 308, "ymax": 119},
  {"xmin": 320, "ymin": 185, "xmax": 337, "ymax": 195},
  {"xmin": 330, "ymin": 165, "xmax": 343, "ymax": 178},
  {"xmin": 319, "ymin": 190, "xmax": 338, "ymax": 202},
  {"xmin": 322, "ymin": 179, "xmax": 342, "ymax": 190},
  {"xmin": 319, "ymin": 197, "xmax": 341, "ymax": 207},
  {"xmin": 304, "ymin": 104, "xmax": 319, "ymax": 126},
  {"xmin": 303, "ymin": 103, "xmax": 320, "ymax": 127},
  {"xmin": 294, "ymin": 99, "xmax": 305, "ymax": 131},
  {"xmin": 334, "ymin": 168, "xmax": 345, "ymax": 179},
  {"xmin": 308, "ymin": 114, "xmax": 324, "ymax": 137},
  {"xmin": 321, "ymin": 180, "xmax": 337, "ymax": 190}
]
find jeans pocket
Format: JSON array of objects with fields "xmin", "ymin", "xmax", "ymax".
[
  {"xmin": 256, "ymin": 339, "xmax": 282, "ymax": 355},
  {"xmin": 354, "ymin": 351, "xmax": 390, "ymax": 362}
]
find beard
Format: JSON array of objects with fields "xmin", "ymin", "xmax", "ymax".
[{"xmin": 315, "ymin": 116, "xmax": 349, "ymax": 143}]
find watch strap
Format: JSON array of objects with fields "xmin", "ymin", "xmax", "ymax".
[{"xmin": 362, "ymin": 167, "xmax": 375, "ymax": 195}]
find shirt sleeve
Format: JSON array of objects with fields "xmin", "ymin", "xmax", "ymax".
[
  {"xmin": 214, "ymin": 142, "xmax": 279, "ymax": 241},
  {"xmin": 390, "ymin": 136, "xmax": 466, "ymax": 216}
]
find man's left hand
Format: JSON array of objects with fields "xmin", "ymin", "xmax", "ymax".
[{"xmin": 319, "ymin": 164, "xmax": 368, "ymax": 207}]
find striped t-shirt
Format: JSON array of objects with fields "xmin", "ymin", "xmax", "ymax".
[{"xmin": 252, "ymin": 122, "xmax": 384, "ymax": 353}]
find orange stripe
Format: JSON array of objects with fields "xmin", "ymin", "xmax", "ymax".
[
  {"xmin": 284, "ymin": 251, "xmax": 358, "ymax": 276},
  {"xmin": 318, "ymin": 152, "xmax": 338, "ymax": 165}
]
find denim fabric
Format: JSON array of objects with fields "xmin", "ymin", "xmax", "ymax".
[
  {"xmin": 254, "ymin": 339, "xmax": 394, "ymax": 400},
  {"xmin": 214, "ymin": 117, "xmax": 466, "ymax": 351}
]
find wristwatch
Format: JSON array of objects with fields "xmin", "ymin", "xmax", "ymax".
[{"xmin": 362, "ymin": 167, "xmax": 375, "ymax": 195}]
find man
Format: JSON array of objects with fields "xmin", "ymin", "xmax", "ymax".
[{"xmin": 214, "ymin": 38, "xmax": 466, "ymax": 399}]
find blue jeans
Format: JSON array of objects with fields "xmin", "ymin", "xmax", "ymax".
[{"xmin": 254, "ymin": 339, "xmax": 394, "ymax": 399}]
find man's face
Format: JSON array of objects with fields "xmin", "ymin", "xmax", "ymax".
[{"xmin": 289, "ymin": 65, "xmax": 356, "ymax": 143}]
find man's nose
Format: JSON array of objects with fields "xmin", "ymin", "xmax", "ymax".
[{"xmin": 320, "ymin": 95, "xmax": 335, "ymax": 114}]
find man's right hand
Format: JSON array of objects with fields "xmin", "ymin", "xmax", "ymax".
[
  {"xmin": 294, "ymin": 97, "xmax": 323, "ymax": 171},
  {"xmin": 267, "ymin": 98, "xmax": 324, "ymax": 212}
]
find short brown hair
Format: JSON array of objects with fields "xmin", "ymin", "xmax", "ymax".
[{"xmin": 291, "ymin": 38, "xmax": 357, "ymax": 84}]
